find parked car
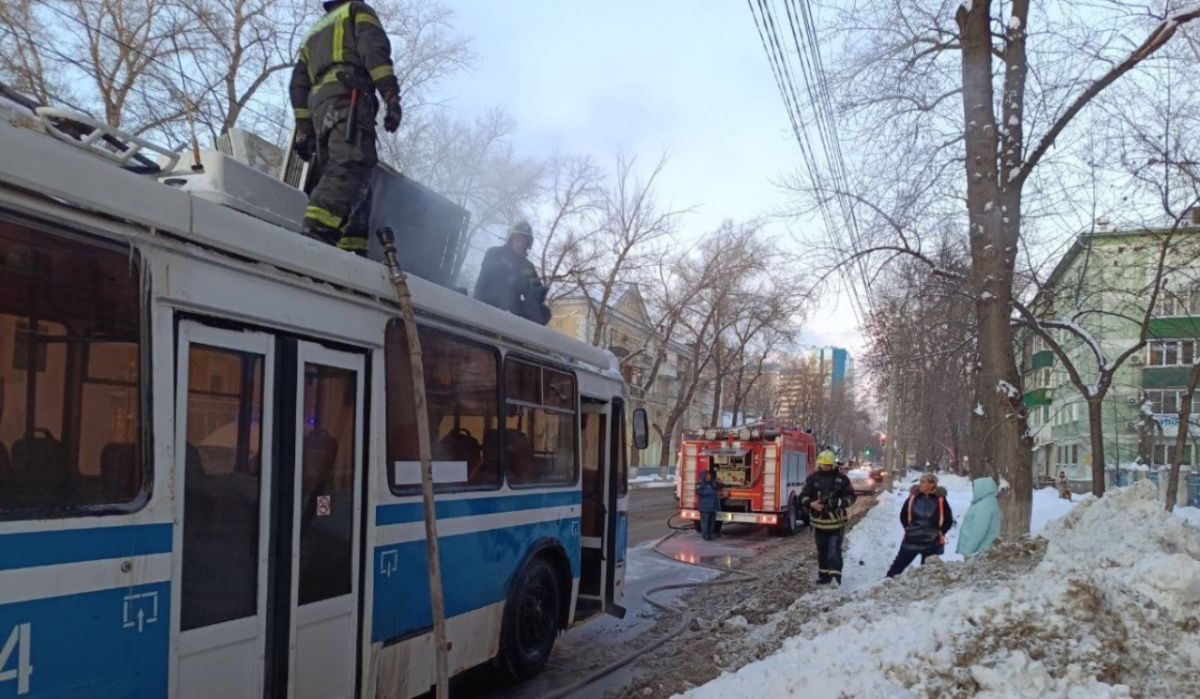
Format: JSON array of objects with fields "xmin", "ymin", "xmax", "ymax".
[{"xmin": 847, "ymin": 468, "xmax": 880, "ymax": 495}]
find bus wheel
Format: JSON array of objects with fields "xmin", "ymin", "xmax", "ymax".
[{"xmin": 498, "ymin": 556, "xmax": 561, "ymax": 682}]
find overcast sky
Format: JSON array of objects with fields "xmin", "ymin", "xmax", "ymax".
[{"xmin": 426, "ymin": 1, "xmax": 867, "ymax": 356}]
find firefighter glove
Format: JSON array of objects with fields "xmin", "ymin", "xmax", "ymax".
[
  {"xmin": 293, "ymin": 120, "xmax": 316, "ymax": 162},
  {"xmin": 383, "ymin": 95, "xmax": 402, "ymax": 133}
]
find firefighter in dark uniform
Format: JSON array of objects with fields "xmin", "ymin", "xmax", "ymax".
[
  {"xmin": 473, "ymin": 221, "xmax": 551, "ymax": 324},
  {"xmin": 799, "ymin": 450, "xmax": 857, "ymax": 585},
  {"xmin": 289, "ymin": 0, "xmax": 402, "ymax": 255}
]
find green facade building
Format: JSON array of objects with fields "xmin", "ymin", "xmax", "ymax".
[{"xmin": 1021, "ymin": 226, "xmax": 1200, "ymax": 485}]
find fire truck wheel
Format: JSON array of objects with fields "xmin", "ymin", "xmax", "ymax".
[
  {"xmin": 693, "ymin": 520, "xmax": 702, "ymax": 533},
  {"xmin": 497, "ymin": 555, "xmax": 561, "ymax": 682},
  {"xmin": 782, "ymin": 498, "xmax": 799, "ymax": 536}
]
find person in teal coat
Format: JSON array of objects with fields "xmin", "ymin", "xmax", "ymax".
[{"xmin": 956, "ymin": 477, "xmax": 1001, "ymax": 557}]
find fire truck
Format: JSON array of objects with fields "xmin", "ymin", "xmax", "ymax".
[{"xmin": 677, "ymin": 425, "xmax": 818, "ymax": 535}]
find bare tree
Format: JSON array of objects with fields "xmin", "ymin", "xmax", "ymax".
[
  {"xmin": 387, "ymin": 108, "xmax": 545, "ymax": 284},
  {"xmin": 866, "ymin": 242, "xmax": 974, "ymax": 472},
  {"xmin": 802, "ymin": 0, "xmax": 1200, "ymax": 536},
  {"xmin": 0, "ymin": 0, "xmax": 195, "ymax": 138},
  {"xmin": 181, "ymin": 0, "xmax": 309, "ymax": 140},
  {"xmin": 531, "ymin": 154, "xmax": 604, "ymax": 302},
  {"xmin": 651, "ymin": 221, "xmax": 775, "ymax": 467},
  {"xmin": 579, "ymin": 152, "xmax": 689, "ymax": 348}
]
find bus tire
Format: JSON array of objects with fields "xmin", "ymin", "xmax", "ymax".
[{"xmin": 497, "ymin": 555, "xmax": 561, "ymax": 682}]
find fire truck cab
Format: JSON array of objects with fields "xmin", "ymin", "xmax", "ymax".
[{"xmin": 677, "ymin": 425, "xmax": 817, "ymax": 536}]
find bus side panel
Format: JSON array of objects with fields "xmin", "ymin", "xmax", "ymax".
[
  {"xmin": 0, "ymin": 526, "xmax": 172, "ymax": 698},
  {"xmin": 368, "ymin": 492, "xmax": 581, "ymax": 694}
]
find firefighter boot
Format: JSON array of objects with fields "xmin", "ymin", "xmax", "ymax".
[
  {"xmin": 816, "ymin": 573, "xmax": 831, "ymax": 585},
  {"xmin": 302, "ymin": 219, "xmax": 341, "ymax": 246}
]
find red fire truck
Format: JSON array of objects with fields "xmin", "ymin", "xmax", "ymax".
[{"xmin": 677, "ymin": 425, "xmax": 817, "ymax": 535}]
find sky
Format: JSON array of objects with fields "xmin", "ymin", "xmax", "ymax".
[{"xmin": 425, "ymin": 1, "xmax": 868, "ymax": 357}]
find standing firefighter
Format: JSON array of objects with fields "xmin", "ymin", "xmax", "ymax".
[
  {"xmin": 289, "ymin": 0, "xmax": 403, "ymax": 254},
  {"xmin": 473, "ymin": 221, "xmax": 551, "ymax": 324},
  {"xmin": 799, "ymin": 450, "xmax": 856, "ymax": 585}
]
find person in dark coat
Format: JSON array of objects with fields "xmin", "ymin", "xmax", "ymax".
[
  {"xmin": 473, "ymin": 221, "xmax": 551, "ymax": 324},
  {"xmin": 886, "ymin": 473, "xmax": 954, "ymax": 577},
  {"xmin": 695, "ymin": 469, "xmax": 721, "ymax": 541},
  {"xmin": 799, "ymin": 450, "xmax": 857, "ymax": 585}
]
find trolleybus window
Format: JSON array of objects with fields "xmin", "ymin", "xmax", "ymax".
[
  {"xmin": 298, "ymin": 363, "xmax": 358, "ymax": 604},
  {"xmin": 181, "ymin": 346, "xmax": 264, "ymax": 630},
  {"xmin": 0, "ymin": 217, "xmax": 143, "ymax": 516},
  {"xmin": 504, "ymin": 359, "xmax": 577, "ymax": 487},
  {"xmin": 385, "ymin": 323, "xmax": 502, "ymax": 494}
]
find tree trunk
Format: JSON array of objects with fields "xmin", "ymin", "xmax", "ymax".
[
  {"xmin": 958, "ymin": 0, "xmax": 1032, "ymax": 535},
  {"xmin": 1087, "ymin": 397, "xmax": 1107, "ymax": 497},
  {"xmin": 709, "ymin": 374, "xmax": 723, "ymax": 428},
  {"xmin": 657, "ymin": 421, "xmax": 677, "ymax": 475},
  {"xmin": 1166, "ymin": 364, "xmax": 1200, "ymax": 511},
  {"xmin": 948, "ymin": 406, "xmax": 963, "ymax": 474},
  {"xmin": 1137, "ymin": 389, "xmax": 1157, "ymax": 465}
]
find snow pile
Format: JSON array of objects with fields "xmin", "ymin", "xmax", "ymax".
[
  {"xmin": 843, "ymin": 477, "xmax": 1083, "ymax": 591},
  {"xmin": 679, "ymin": 480, "xmax": 1200, "ymax": 699},
  {"xmin": 630, "ymin": 472, "xmax": 677, "ymax": 489}
]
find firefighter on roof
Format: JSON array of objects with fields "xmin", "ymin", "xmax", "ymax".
[
  {"xmin": 799, "ymin": 450, "xmax": 856, "ymax": 585},
  {"xmin": 473, "ymin": 221, "xmax": 551, "ymax": 324},
  {"xmin": 289, "ymin": 0, "xmax": 402, "ymax": 255}
]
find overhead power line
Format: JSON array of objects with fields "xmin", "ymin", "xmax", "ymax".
[{"xmin": 747, "ymin": 0, "xmax": 879, "ymax": 328}]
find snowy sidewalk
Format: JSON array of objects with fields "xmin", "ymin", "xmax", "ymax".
[{"xmin": 679, "ymin": 479, "xmax": 1200, "ymax": 699}]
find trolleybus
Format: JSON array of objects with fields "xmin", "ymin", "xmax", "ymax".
[{"xmin": 0, "ymin": 95, "xmax": 642, "ymax": 698}]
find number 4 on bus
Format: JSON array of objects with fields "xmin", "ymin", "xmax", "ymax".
[{"xmin": 0, "ymin": 623, "xmax": 32, "ymax": 695}]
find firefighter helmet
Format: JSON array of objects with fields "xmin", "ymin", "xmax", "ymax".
[
  {"xmin": 507, "ymin": 220, "xmax": 533, "ymax": 242},
  {"xmin": 817, "ymin": 450, "xmax": 837, "ymax": 469}
]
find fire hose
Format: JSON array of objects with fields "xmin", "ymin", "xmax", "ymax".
[{"xmin": 543, "ymin": 528, "xmax": 759, "ymax": 699}]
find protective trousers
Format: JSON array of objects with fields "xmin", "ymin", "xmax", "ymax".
[
  {"xmin": 814, "ymin": 528, "xmax": 844, "ymax": 582},
  {"xmin": 304, "ymin": 97, "xmax": 378, "ymax": 255}
]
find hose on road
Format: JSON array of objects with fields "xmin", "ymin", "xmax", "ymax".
[
  {"xmin": 666, "ymin": 512, "xmax": 696, "ymax": 531},
  {"xmin": 542, "ymin": 529, "xmax": 760, "ymax": 699}
]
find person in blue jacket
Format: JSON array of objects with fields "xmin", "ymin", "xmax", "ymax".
[
  {"xmin": 956, "ymin": 476, "xmax": 1001, "ymax": 557},
  {"xmin": 695, "ymin": 469, "xmax": 722, "ymax": 541}
]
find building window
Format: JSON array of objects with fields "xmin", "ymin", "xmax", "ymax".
[
  {"xmin": 504, "ymin": 358, "xmax": 578, "ymax": 487},
  {"xmin": 1145, "ymin": 389, "xmax": 1196, "ymax": 415},
  {"xmin": 1153, "ymin": 287, "xmax": 1200, "ymax": 318},
  {"xmin": 1148, "ymin": 340, "xmax": 1196, "ymax": 367},
  {"xmin": 1153, "ymin": 444, "xmax": 1192, "ymax": 466},
  {"xmin": 386, "ymin": 323, "xmax": 502, "ymax": 494},
  {"xmin": 0, "ymin": 218, "xmax": 144, "ymax": 517}
]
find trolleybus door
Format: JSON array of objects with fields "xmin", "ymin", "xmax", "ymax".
[
  {"xmin": 286, "ymin": 342, "xmax": 364, "ymax": 699},
  {"xmin": 173, "ymin": 323, "xmax": 277, "ymax": 699},
  {"xmin": 578, "ymin": 399, "xmax": 610, "ymax": 608}
]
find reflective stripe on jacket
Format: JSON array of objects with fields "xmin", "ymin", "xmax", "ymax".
[
  {"xmin": 799, "ymin": 469, "xmax": 856, "ymax": 530},
  {"xmin": 289, "ymin": 0, "xmax": 398, "ymax": 119}
]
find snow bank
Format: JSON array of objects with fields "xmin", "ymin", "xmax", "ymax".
[
  {"xmin": 630, "ymin": 473, "xmax": 677, "ymax": 489},
  {"xmin": 844, "ymin": 477, "xmax": 1080, "ymax": 590},
  {"xmin": 679, "ymin": 481, "xmax": 1200, "ymax": 698}
]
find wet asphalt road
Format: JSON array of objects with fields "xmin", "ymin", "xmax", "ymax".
[{"xmin": 455, "ymin": 486, "xmax": 775, "ymax": 699}]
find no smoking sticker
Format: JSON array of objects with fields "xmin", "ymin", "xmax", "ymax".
[{"xmin": 316, "ymin": 495, "xmax": 331, "ymax": 517}]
